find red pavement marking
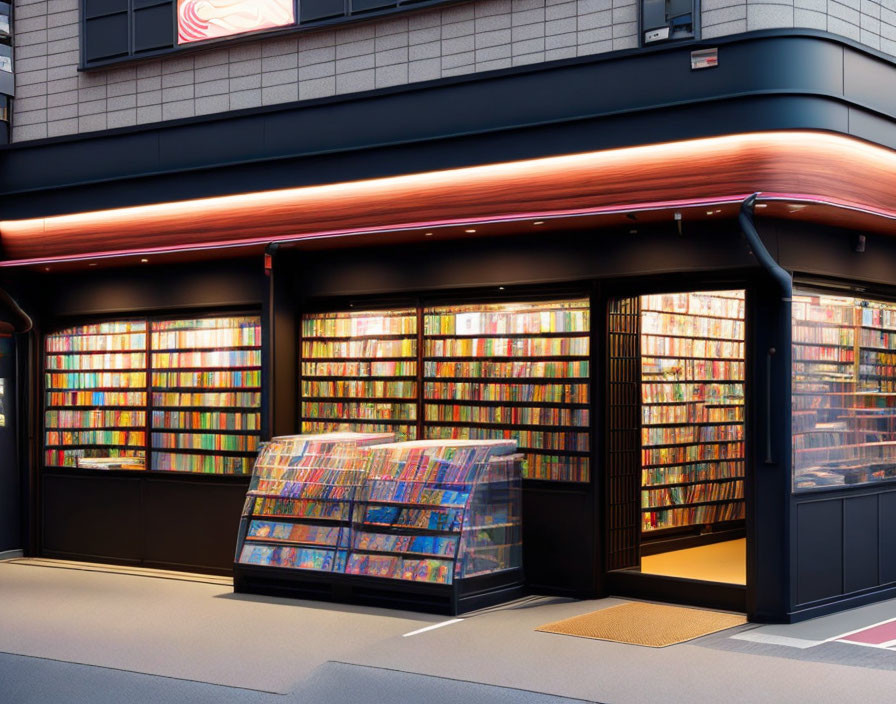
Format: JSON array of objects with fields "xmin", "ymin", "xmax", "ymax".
[{"xmin": 839, "ymin": 620, "xmax": 896, "ymax": 645}]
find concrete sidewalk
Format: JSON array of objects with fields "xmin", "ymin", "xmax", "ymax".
[{"xmin": 2, "ymin": 559, "xmax": 896, "ymax": 703}]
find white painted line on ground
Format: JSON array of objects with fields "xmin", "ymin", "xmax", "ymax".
[
  {"xmin": 823, "ymin": 616, "xmax": 896, "ymax": 644},
  {"xmin": 731, "ymin": 615, "xmax": 896, "ymax": 651},
  {"xmin": 730, "ymin": 631, "xmax": 824, "ymax": 649},
  {"xmin": 832, "ymin": 639, "xmax": 896, "ymax": 651},
  {"xmin": 402, "ymin": 619, "xmax": 463, "ymax": 637}
]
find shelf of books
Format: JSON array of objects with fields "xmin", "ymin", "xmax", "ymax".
[
  {"xmin": 300, "ymin": 309, "xmax": 418, "ymax": 442},
  {"xmin": 793, "ymin": 292, "xmax": 896, "ymax": 490},
  {"xmin": 233, "ymin": 436, "xmax": 524, "ymax": 614},
  {"xmin": 44, "ymin": 313, "xmax": 262, "ymax": 475},
  {"xmin": 44, "ymin": 321, "xmax": 148, "ymax": 470},
  {"xmin": 150, "ymin": 316, "xmax": 262, "ymax": 474},
  {"xmin": 236, "ymin": 432, "xmax": 393, "ymax": 572},
  {"xmin": 348, "ymin": 439, "xmax": 522, "ymax": 586},
  {"xmin": 640, "ymin": 291, "xmax": 746, "ymax": 536},
  {"xmin": 421, "ymin": 299, "xmax": 591, "ymax": 482}
]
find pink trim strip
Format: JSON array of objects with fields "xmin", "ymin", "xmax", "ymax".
[
  {"xmin": 3, "ymin": 190, "xmax": 893, "ymax": 268},
  {"xmin": 0, "ymin": 195, "xmax": 751, "ymax": 268}
]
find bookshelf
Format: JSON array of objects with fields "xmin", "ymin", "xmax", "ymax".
[
  {"xmin": 421, "ymin": 299, "xmax": 591, "ymax": 482},
  {"xmin": 639, "ymin": 291, "xmax": 746, "ymax": 536},
  {"xmin": 150, "ymin": 316, "xmax": 262, "ymax": 474},
  {"xmin": 236, "ymin": 432, "xmax": 393, "ymax": 571},
  {"xmin": 44, "ymin": 313, "xmax": 262, "ymax": 475},
  {"xmin": 300, "ymin": 309, "xmax": 418, "ymax": 442},
  {"xmin": 793, "ymin": 293, "xmax": 896, "ymax": 489},
  {"xmin": 44, "ymin": 321, "xmax": 148, "ymax": 470},
  {"xmin": 234, "ymin": 436, "xmax": 524, "ymax": 613}
]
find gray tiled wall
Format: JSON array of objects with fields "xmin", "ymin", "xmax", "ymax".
[
  {"xmin": 8, "ymin": 0, "xmax": 895, "ymax": 142},
  {"xmin": 701, "ymin": 0, "xmax": 893, "ymax": 48}
]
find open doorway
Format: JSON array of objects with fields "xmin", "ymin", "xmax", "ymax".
[{"xmin": 607, "ymin": 289, "xmax": 746, "ymax": 589}]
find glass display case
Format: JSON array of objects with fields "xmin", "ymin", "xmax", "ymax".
[
  {"xmin": 236, "ymin": 432, "xmax": 394, "ymax": 572},
  {"xmin": 233, "ymin": 435, "xmax": 524, "ymax": 614},
  {"xmin": 347, "ymin": 439, "xmax": 523, "ymax": 585}
]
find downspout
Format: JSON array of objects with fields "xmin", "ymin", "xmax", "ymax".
[
  {"xmin": 738, "ymin": 193, "xmax": 791, "ymax": 464},
  {"xmin": 738, "ymin": 194, "xmax": 792, "ymax": 299}
]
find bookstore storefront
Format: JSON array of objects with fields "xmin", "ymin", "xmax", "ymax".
[
  {"xmin": 6, "ymin": 32, "xmax": 896, "ymax": 622},
  {"xmin": 4, "ymin": 143, "xmax": 896, "ymax": 621}
]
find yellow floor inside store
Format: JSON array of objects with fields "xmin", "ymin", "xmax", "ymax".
[{"xmin": 639, "ymin": 538, "xmax": 746, "ymax": 585}]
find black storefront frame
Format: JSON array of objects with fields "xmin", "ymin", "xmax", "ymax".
[
  {"xmin": 287, "ymin": 265, "xmax": 768, "ymax": 612},
  {"xmin": 36, "ymin": 304, "xmax": 266, "ymax": 575},
  {"xmin": 598, "ymin": 274, "xmax": 757, "ymax": 613}
]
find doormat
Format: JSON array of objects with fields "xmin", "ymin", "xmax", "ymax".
[{"xmin": 535, "ymin": 602, "xmax": 747, "ymax": 647}]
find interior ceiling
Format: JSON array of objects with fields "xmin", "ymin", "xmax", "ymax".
[{"xmin": 2, "ymin": 129, "xmax": 895, "ymax": 271}]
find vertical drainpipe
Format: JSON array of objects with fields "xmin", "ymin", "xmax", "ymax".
[
  {"xmin": 738, "ymin": 193, "xmax": 792, "ymax": 464},
  {"xmin": 738, "ymin": 192, "xmax": 793, "ymax": 621}
]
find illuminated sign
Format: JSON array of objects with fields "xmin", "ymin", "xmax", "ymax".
[{"xmin": 177, "ymin": 0, "xmax": 295, "ymax": 44}]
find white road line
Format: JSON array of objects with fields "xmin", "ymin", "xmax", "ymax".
[
  {"xmin": 730, "ymin": 632, "xmax": 824, "ymax": 649},
  {"xmin": 731, "ymin": 615, "xmax": 896, "ymax": 650},
  {"xmin": 824, "ymin": 616, "xmax": 896, "ymax": 644},
  {"xmin": 402, "ymin": 619, "xmax": 464, "ymax": 637}
]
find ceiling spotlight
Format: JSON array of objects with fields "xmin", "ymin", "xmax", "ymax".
[
  {"xmin": 533, "ymin": 221, "xmax": 544, "ymax": 225},
  {"xmin": 755, "ymin": 203, "xmax": 768, "ymax": 209},
  {"xmin": 706, "ymin": 211, "xmax": 714, "ymax": 216},
  {"xmin": 44, "ymin": 266, "xmax": 50, "ymax": 271},
  {"xmin": 89, "ymin": 263, "xmax": 97, "ymax": 267},
  {"xmin": 140, "ymin": 258, "xmax": 149, "ymax": 263},
  {"xmin": 465, "ymin": 229, "xmax": 476, "ymax": 233},
  {"xmin": 425, "ymin": 232, "xmax": 433, "ymax": 237},
  {"xmin": 498, "ymin": 286, "xmax": 505, "ymax": 290}
]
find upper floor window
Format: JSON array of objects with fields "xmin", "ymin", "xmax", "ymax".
[
  {"xmin": 177, "ymin": 0, "xmax": 295, "ymax": 45},
  {"xmin": 0, "ymin": 2, "xmax": 9, "ymax": 38},
  {"xmin": 641, "ymin": 0, "xmax": 696, "ymax": 45},
  {"xmin": 81, "ymin": 0, "xmax": 457, "ymax": 69}
]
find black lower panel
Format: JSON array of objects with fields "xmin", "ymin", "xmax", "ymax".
[
  {"xmin": 42, "ymin": 472, "xmax": 142, "ymax": 562},
  {"xmin": 522, "ymin": 484, "xmax": 595, "ymax": 596},
  {"xmin": 41, "ymin": 469, "xmax": 249, "ymax": 574},
  {"xmin": 606, "ymin": 570, "xmax": 747, "ymax": 613},
  {"xmin": 143, "ymin": 478, "xmax": 247, "ymax": 573}
]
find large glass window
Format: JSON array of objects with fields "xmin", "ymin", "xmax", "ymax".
[
  {"xmin": 793, "ymin": 290, "xmax": 896, "ymax": 491},
  {"xmin": 44, "ymin": 314, "xmax": 262, "ymax": 475},
  {"xmin": 299, "ymin": 298, "xmax": 591, "ymax": 482}
]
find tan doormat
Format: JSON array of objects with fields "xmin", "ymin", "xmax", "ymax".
[{"xmin": 536, "ymin": 602, "xmax": 747, "ymax": 647}]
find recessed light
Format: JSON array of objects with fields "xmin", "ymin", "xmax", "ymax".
[
  {"xmin": 533, "ymin": 221, "xmax": 544, "ymax": 225},
  {"xmin": 715, "ymin": 209, "xmax": 722, "ymax": 214},
  {"xmin": 140, "ymin": 258, "xmax": 149, "ymax": 263},
  {"xmin": 44, "ymin": 266, "xmax": 50, "ymax": 271},
  {"xmin": 756, "ymin": 203, "xmax": 768, "ymax": 209},
  {"xmin": 706, "ymin": 211, "xmax": 714, "ymax": 215},
  {"xmin": 629, "ymin": 229, "xmax": 638, "ymax": 235},
  {"xmin": 498, "ymin": 286, "xmax": 505, "ymax": 290},
  {"xmin": 89, "ymin": 263, "xmax": 97, "ymax": 267},
  {"xmin": 465, "ymin": 229, "xmax": 476, "ymax": 233},
  {"xmin": 425, "ymin": 232, "xmax": 433, "ymax": 237}
]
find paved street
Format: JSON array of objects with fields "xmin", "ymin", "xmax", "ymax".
[{"xmin": 3, "ymin": 558, "xmax": 896, "ymax": 703}]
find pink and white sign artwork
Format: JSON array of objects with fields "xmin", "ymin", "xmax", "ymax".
[{"xmin": 177, "ymin": 0, "xmax": 295, "ymax": 44}]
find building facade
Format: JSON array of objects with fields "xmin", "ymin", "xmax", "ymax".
[{"xmin": 2, "ymin": 1, "xmax": 896, "ymax": 621}]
